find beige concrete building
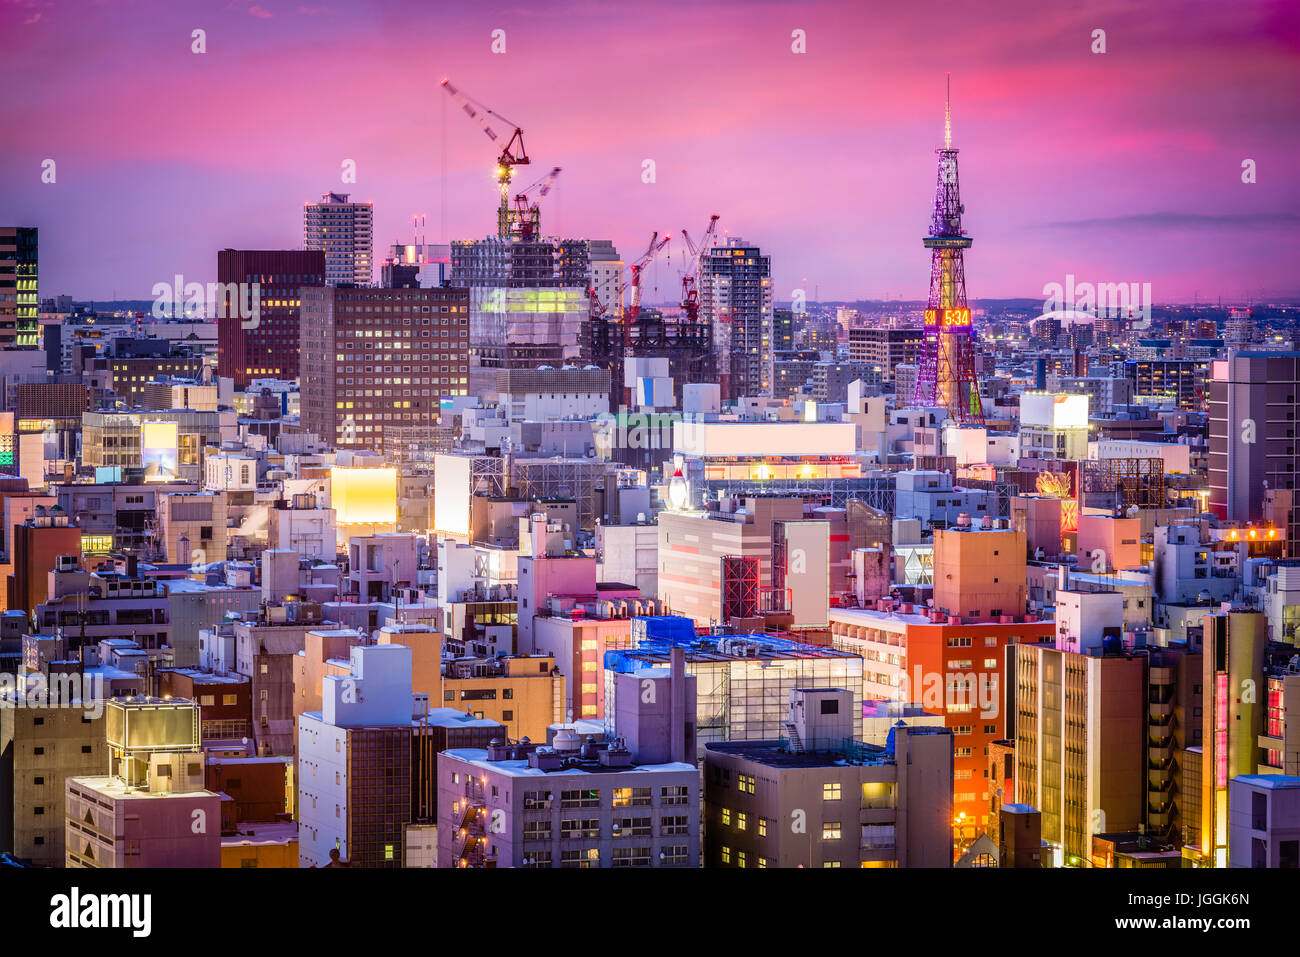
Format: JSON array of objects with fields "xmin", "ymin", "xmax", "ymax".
[
  {"xmin": 1, "ymin": 698, "xmax": 106, "ymax": 866},
  {"xmin": 442, "ymin": 653, "xmax": 565, "ymax": 743},
  {"xmin": 292, "ymin": 628, "xmax": 367, "ymax": 721},
  {"xmin": 1013, "ymin": 643, "xmax": 1146, "ymax": 866},
  {"xmin": 657, "ymin": 495, "xmax": 805, "ymax": 626},
  {"xmin": 932, "ymin": 524, "xmax": 1028, "ymax": 621},
  {"xmin": 703, "ymin": 688, "xmax": 954, "ymax": 868},
  {"xmin": 157, "ymin": 490, "xmax": 229, "ymax": 564}
]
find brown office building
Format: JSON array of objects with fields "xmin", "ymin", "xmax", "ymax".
[
  {"xmin": 110, "ymin": 353, "xmax": 205, "ymax": 407},
  {"xmin": 848, "ymin": 326, "xmax": 924, "ymax": 381},
  {"xmin": 299, "ymin": 286, "xmax": 470, "ymax": 450},
  {"xmin": 7, "ymin": 507, "xmax": 80, "ymax": 616},
  {"xmin": 703, "ymin": 689, "xmax": 954, "ymax": 868},
  {"xmin": 1209, "ymin": 351, "xmax": 1300, "ymax": 521},
  {"xmin": 217, "ymin": 249, "xmax": 325, "ymax": 387}
]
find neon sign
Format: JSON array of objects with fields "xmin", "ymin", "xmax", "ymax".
[{"xmin": 924, "ymin": 308, "xmax": 971, "ymax": 328}]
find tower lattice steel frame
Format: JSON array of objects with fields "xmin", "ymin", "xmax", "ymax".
[{"xmin": 915, "ymin": 80, "xmax": 984, "ymax": 424}]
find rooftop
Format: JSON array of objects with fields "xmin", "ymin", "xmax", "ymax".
[
  {"xmin": 219, "ymin": 820, "xmax": 298, "ymax": 847},
  {"xmin": 442, "ymin": 747, "xmax": 695, "ymax": 778},
  {"xmin": 158, "ymin": 667, "xmax": 248, "ymax": 685},
  {"xmin": 69, "ymin": 775, "xmax": 217, "ymax": 802},
  {"xmin": 705, "ymin": 738, "xmax": 902, "ymax": 769},
  {"xmin": 1233, "ymin": 774, "xmax": 1300, "ymax": 791}
]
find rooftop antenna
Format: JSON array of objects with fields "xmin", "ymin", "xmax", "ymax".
[{"xmin": 944, "ymin": 72, "xmax": 952, "ymax": 149}]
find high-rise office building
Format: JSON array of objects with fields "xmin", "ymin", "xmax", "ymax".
[
  {"xmin": 303, "ymin": 193, "xmax": 374, "ymax": 287},
  {"xmin": 698, "ymin": 238, "xmax": 773, "ymax": 399},
  {"xmin": 0, "ymin": 227, "xmax": 38, "ymax": 348},
  {"xmin": 216, "ymin": 249, "xmax": 325, "ymax": 387},
  {"xmin": 299, "ymin": 285, "xmax": 470, "ymax": 450},
  {"xmin": 587, "ymin": 239, "xmax": 623, "ymax": 319},
  {"xmin": 1192, "ymin": 607, "xmax": 1267, "ymax": 868},
  {"xmin": 773, "ymin": 307, "xmax": 795, "ymax": 352},
  {"xmin": 1013, "ymin": 641, "xmax": 1147, "ymax": 865},
  {"xmin": 849, "ymin": 326, "xmax": 925, "ymax": 381},
  {"xmin": 1209, "ymin": 351, "xmax": 1300, "ymax": 521},
  {"xmin": 1125, "ymin": 357, "xmax": 1199, "ymax": 411}
]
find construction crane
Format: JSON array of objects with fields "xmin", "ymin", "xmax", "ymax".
[
  {"xmin": 680, "ymin": 214, "xmax": 720, "ymax": 325},
  {"xmin": 511, "ymin": 166, "xmax": 561, "ymax": 242},
  {"xmin": 585, "ymin": 230, "xmax": 670, "ymax": 350},
  {"xmin": 626, "ymin": 231, "xmax": 672, "ymax": 328},
  {"xmin": 439, "ymin": 78, "xmax": 531, "ymax": 239}
]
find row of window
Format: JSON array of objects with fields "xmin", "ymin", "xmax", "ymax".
[
  {"xmin": 522, "ymin": 815, "xmax": 692, "ymax": 840},
  {"xmin": 521, "ymin": 846, "xmax": 689, "ymax": 867},
  {"xmin": 518, "ymin": 785, "xmax": 691, "ymax": 810}
]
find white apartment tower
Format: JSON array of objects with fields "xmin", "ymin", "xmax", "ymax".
[{"xmin": 304, "ymin": 192, "xmax": 374, "ymax": 287}]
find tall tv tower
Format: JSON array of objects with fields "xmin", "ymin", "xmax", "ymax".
[{"xmin": 915, "ymin": 75, "xmax": 984, "ymax": 424}]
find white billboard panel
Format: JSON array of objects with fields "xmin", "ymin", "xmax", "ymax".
[{"xmin": 783, "ymin": 520, "xmax": 830, "ymax": 629}]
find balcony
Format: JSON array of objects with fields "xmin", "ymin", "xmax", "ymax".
[
  {"xmin": 860, "ymin": 823, "xmax": 896, "ymax": 852},
  {"xmin": 1148, "ymin": 700, "xmax": 1173, "ymax": 723},
  {"xmin": 1147, "ymin": 811, "xmax": 1170, "ymax": 828},
  {"xmin": 1148, "ymin": 667, "xmax": 1175, "ymax": 685},
  {"xmin": 860, "ymin": 805, "xmax": 896, "ymax": 826}
]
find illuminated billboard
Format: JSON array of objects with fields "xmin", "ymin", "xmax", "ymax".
[
  {"xmin": 1020, "ymin": 391, "xmax": 1089, "ymax": 430},
  {"xmin": 140, "ymin": 421, "xmax": 179, "ymax": 481},
  {"xmin": 924, "ymin": 308, "xmax": 971, "ymax": 329},
  {"xmin": 331, "ymin": 466, "xmax": 398, "ymax": 524},
  {"xmin": 672, "ymin": 421, "xmax": 856, "ymax": 458},
  {"xmin": 433, "ymin": 453, "xmax": 473, "ymax": 538},
  {"xmin": 781, "ymin": 521, "xmax": 830, "ymax": 629}
]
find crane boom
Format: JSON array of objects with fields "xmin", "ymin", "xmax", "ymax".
[
  {"xmin": 628, "ymin": 232, "xmax": 672, "ymax": 322},
  {"xmin": 512, "ymin": 166, "xmax": 562, "ymax": 242},
  {"xmin": 440, "ymin": 77, "xmax": 531, "ymax": 238},
  {"xmin": 680, "ymin": 214, "xmax": 720, "ymax": 326}
]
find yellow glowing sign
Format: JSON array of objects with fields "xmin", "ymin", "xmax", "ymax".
[{"xmin": 331, "ymin": 467, "xmax": 398, "ymax": 524}]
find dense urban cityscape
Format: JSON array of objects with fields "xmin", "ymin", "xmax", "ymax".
[{"xmin": 1, "ymin": 0, "xmax": 1297, "ymax": 935}]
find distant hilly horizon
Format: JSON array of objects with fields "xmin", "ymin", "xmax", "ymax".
[{"xmin": 61, "ymin": 296, "xmax": 1300, "ymax": 317}]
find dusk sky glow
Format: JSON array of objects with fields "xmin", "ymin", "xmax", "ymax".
[{"xmin": 2, "ymin": 0, "xmax": 1298, "ymax": 303}]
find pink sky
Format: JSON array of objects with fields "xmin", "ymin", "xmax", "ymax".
[{"xmin": 2, "ymin": 0, "xmax": 1298, "ymax": 303}]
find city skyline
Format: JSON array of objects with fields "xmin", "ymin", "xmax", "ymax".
[{"xmin": 1, "ymin": 0, "xmax": 1297, "ymax": 303}]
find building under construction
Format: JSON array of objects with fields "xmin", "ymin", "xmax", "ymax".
[
  {"xmin": 1082, "ymin": 456, "xmax": 1167, "ymax": 510},
  {"xmin": 450, "ymin": 237, "xmax": 593, "ymax": 383},
  {"xmin": 588, "ymin": 308, "xmax": 716, "ymax": 412}
]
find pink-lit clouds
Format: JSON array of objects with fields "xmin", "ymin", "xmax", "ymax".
[{"xmin": 1, "ymin": 0, "xmax": 1297, "ymax": 303}]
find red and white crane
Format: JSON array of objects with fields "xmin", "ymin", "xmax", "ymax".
[
  {"xmin": 439, "ymin": 78, "xmax": 531, "ymax": 238},
  {"xmin": 511, "ymin": 166, "xmax": 562, "ymax": 242},
  {"xmin": 626, "ymin": 230, "xmax": 672, "ymax": 327},
  {"xmin": 680, "ymin": 214, "xmax": 720, "ymax": 325}
]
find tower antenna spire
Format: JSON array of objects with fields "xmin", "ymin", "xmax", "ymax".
[{"xmin": 944, "ymin": 72, "xmax": 952, "ymax": 149}]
